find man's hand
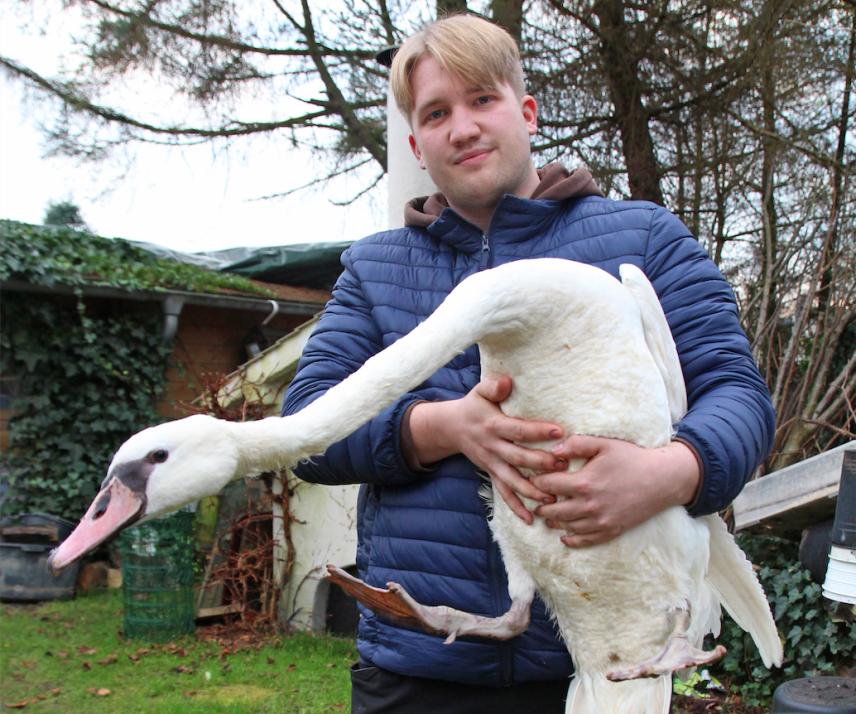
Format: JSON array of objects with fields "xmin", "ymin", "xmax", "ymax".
[
  {"xmin": 405, "ymin": 375, "xmax": 566, "ymax": 523},
  {"xmin": 530, "ymin": 436, "xmax": 701, "ymax": 547}
]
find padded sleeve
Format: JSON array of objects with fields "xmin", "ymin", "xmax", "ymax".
[{"xmin": 644, "ymin": 208, "xmax": 776, "ymax": 515}]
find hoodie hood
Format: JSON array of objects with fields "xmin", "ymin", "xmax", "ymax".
[{"xmin": 404, "ymin": 163, "xmax": 603, "ymax": 229}]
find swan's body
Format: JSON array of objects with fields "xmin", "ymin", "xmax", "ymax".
[{"xmin": 49, "ymin": 258, "xmax": 781, "ymax": 713}]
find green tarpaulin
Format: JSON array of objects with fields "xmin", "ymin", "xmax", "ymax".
[{"xmin": 217, "ymin": 241, "xmax": 352, "ymax": 290}]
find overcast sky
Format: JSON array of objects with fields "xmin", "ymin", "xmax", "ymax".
[{"xmin": 0, "ymin": 7, "xmax": 385, "ymax": 254}]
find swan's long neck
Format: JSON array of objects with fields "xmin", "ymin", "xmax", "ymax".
[{"xmin": 232, "ymin": 271, "xmax": 504, "ymax": 475}]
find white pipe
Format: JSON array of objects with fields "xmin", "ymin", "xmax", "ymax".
[{"xmin": 386, "ymin": 88, "xmax": 436, "ymax": 229}]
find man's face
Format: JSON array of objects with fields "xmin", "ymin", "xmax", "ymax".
[{"xmin": 407, "ymin": 55, "xmax": 539, "ymax": 227}]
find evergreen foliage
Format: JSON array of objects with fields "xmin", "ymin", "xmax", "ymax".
[
  {"xmin": 713, "ymin": 533, "xmax": 856, "ymax": 706},
  {"xmin": 43, "ymin": 200, "xmax": 88, "ymax": 229},
  {"xmin": 0, "ymin": 218, "xmax": 274, "ymax": 516},
  {"xmin": 0, "ymin": 220, "xmax": 273, "ymax": 297},
  {"xmin": 0, "ymin": 295, "xmax": 171, "ymax": 516}
]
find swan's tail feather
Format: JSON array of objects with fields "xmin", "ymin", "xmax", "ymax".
[
  {"xmin": 565, "ymin": 673, "xmax": 670, "ymax": 714},
  {"xmin": 702, "ymin": 514, "xmax": 783, "ymax": 668}
]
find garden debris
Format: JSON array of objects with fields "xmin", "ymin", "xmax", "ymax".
[
  {"xmin": 87, "ymin": 688, "xmax": 112, "ymax": 697},
  {"xmin": 77, "ymin": 645, "xmax": 97, "ymax": 655},
  {"xmin": 5, "ymin": 688, "xmax": 63, "ymax": 708},
  {"xmin": 77, "ymin": 561, "xmax": 110, "ymax": 592},
  {"xmin": 97, "ymin": 653, "xmax": 118, "ymax": 665}
]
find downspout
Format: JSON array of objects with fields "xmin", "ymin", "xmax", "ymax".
[{"xmin": 162, "ymin": 295, "xmax": 185, "ymax": 342}]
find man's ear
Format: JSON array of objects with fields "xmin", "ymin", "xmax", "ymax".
[
  {"xmin": 522, "ymin": 95, "xmax": 538, "ymax": 136},
  {"xmin": 409, "ymin": 134, "xmax": 426, "ymax": 169}
]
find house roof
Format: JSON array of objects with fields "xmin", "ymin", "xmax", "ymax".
[{"xmin": 0, "ymin": 220, "xmax": 331, "ymax": 311}]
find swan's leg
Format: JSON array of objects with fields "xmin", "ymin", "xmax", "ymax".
[
  {"xmin": 606, "ymin": 604, "xmax": 726, "ymax": 681},
  {"xmin": 326, "ymin": 564, "xmax": 532, "ymax": 643}
]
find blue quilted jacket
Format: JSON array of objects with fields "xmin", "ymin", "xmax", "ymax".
[{"xmin": 282, "ymin": 190, "xmax": 775, "ymax": 687}]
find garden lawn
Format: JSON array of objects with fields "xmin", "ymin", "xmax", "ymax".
[{"xmin": 1, "ymin": 590, "xmax": 355, "ymax": 713}]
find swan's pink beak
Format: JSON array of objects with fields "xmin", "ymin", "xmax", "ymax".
[{"xmin": 48, "ymin": 477, "xmax": 146, "ymax": 573}]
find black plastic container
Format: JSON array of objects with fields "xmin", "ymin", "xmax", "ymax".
[
  {"xmin": 0, "ymin": 513, "xmax": 79, "ymax": 601},
  {"xmin": 772, "ymin": 677, "xmax": 856, "ymax": 714}
]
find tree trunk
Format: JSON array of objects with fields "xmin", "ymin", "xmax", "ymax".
[
  {"xmin": 592, "ymin": 0, "xmax": 664, "ymax": 204},
  {"xmin": 437, "ymin": 0, "xmax": 467, "ymax": 16},
  {"xmin": 754, "ymin": 61, "xmax": 779, "ymax": 378},
  {"xmin": 491, "ymin": 0, "xmax": 524, "ymax": 43}
]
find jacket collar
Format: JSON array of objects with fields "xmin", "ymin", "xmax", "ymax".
[{"xmin": 404, "ymin": 163, "xmax": 603, "ymax": 254}]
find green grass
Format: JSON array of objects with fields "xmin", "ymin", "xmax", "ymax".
[{"xmin": 0, "ymin": 591, "xmax": 355, "ymax": 712}]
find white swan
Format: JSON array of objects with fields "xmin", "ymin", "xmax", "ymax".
[{"xmin": 48, "ymin": 258, "xmax": 782, "ymax": 714}]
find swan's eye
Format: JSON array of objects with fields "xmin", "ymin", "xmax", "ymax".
[{"xmin": 148, "ymin": 449, "xmax": 169, "ymax": 464}]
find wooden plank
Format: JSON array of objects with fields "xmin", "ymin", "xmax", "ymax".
[
  {"xmin": 733, "ymin": 441, "xmax": 854, "ymax": 534},
  {"xmin": 196, "ymin": 604, "xmax": 242, "ymax": 620}
]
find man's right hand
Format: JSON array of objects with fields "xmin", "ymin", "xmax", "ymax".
[{"xmin": 404, "ymin": 375, "xmax": 565, "ymax": 523}]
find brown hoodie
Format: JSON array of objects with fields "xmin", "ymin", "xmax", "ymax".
[{"xmin": 403, "ymin": 163, "xmax": 603, "ymax": 229}]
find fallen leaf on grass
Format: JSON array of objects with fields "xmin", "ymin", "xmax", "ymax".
[
  {"xmin": 97, "ymin": 654, "xmax": 118, "ymax": 666},
  {"xmin": 325, "ymin": 663, "xmax": 336, "ymax": 669},
  {"xmin": 266, "ymin": 656, "xmax": 275, "ymax": 665},
  {"xmin": 287, "ymin": 663, "xmax": 297, "ymax": 671},
  {"xmin": 50, "ymin": 689, "xmax": 61, "ymax": 696},
  {"xmin": 86, "ymin": 688, "xmax": 111, "ymax": 697},
  {"xmin": 5, "ymin": 699, "xmax": 32, "ymax": 708},
  {"xmin": 20, "ymin": 660, "xmax": 36, "ymax": 670},
  {"xmin": 330, "ymin": 704, "xmax": 346, "ymax": 711},
  {"xmin": 56, "ymin": 651, "xmax": 69, "ymax": 660},
  {"xmin": 172, "ymin": 665, "xmax": 194, "ymax": 674},
  {"xmin": 77, "ymin": 646, "xmax": 97, "ymax": 655},
  {"xmin": 82, "ymin": 661, "xmax": 92, "ymax": 671}
]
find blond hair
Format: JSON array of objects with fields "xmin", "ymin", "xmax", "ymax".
[{"xmin": 390, "ymin": 14, "xmax": 526, "ymax": 121}]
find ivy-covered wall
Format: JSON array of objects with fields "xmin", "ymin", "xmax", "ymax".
[
  {"xmin": 1, "ymin": 295, "xmax": 171, "ymax": 515},
  {"xmin": 0, "ymin": 220, "xmax": 279, "ymax": 516}
]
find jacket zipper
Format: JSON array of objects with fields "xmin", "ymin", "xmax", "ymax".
[
  {"xmin": 480, "ymin": 228, "xmax": 509, "ymax": 683},
  {"xmin": 480, "ymin": 232, "xmax": 491, "ymax": 270},
  {"xmin": 488, "ymin": 541, "xmax": 514, "ymax": 686}
]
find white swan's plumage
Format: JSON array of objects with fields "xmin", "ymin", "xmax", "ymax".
[{"xmin": 50, "ymin": 258, "xmax": 782, "ymax": 713}]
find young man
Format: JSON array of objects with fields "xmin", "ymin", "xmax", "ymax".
[{"xmin": 283, "ymin": 14, "xmax": 774, "ymax": 714}]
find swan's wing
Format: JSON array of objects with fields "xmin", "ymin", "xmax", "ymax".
[
  {"xmin": 702, "ymin": 515, "xmax": 783, "ymax": 668},
  {"xmin": 619, "ymin": 264, "xmax": 687, "ymax": 423}
]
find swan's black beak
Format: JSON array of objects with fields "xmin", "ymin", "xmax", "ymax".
[{"xmin": 48, "ymin": 476, "xmax": 146, "ymax": 573}]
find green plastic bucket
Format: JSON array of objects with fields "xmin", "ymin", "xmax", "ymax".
[{"xmin": 119, "ymin": 510, "xmax": 195, "ymax": 641}]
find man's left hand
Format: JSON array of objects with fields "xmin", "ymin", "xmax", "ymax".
[{"xmin": 531, "ymin": 435, "xmax": 701, "ymax": 548}]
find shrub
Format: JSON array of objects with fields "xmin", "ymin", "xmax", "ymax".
[{"xmin": 713, "ymin": 533, "xmax": 856, "ymax": 706}]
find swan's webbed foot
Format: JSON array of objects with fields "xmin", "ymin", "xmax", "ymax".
[
  {"xmin": 326, "ymin": 564, "xmax": 531, "ymax": 643},
  {"xmin": 606, "ymin": 606, "xmax": 726, "ymax": 682}
]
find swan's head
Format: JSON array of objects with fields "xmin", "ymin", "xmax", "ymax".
[{"xmin": 48, "ymin": 414, "xmax": 238, "ymax": 572}]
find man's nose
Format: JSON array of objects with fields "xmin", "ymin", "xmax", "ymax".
[{"xmin": 449, "ymin": 109, "xmax": 480, "ymax": 144}]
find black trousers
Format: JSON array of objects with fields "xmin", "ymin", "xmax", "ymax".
[{"xmin": 350, "ymin": 661, "xmax": 568, "ymax": 714}]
